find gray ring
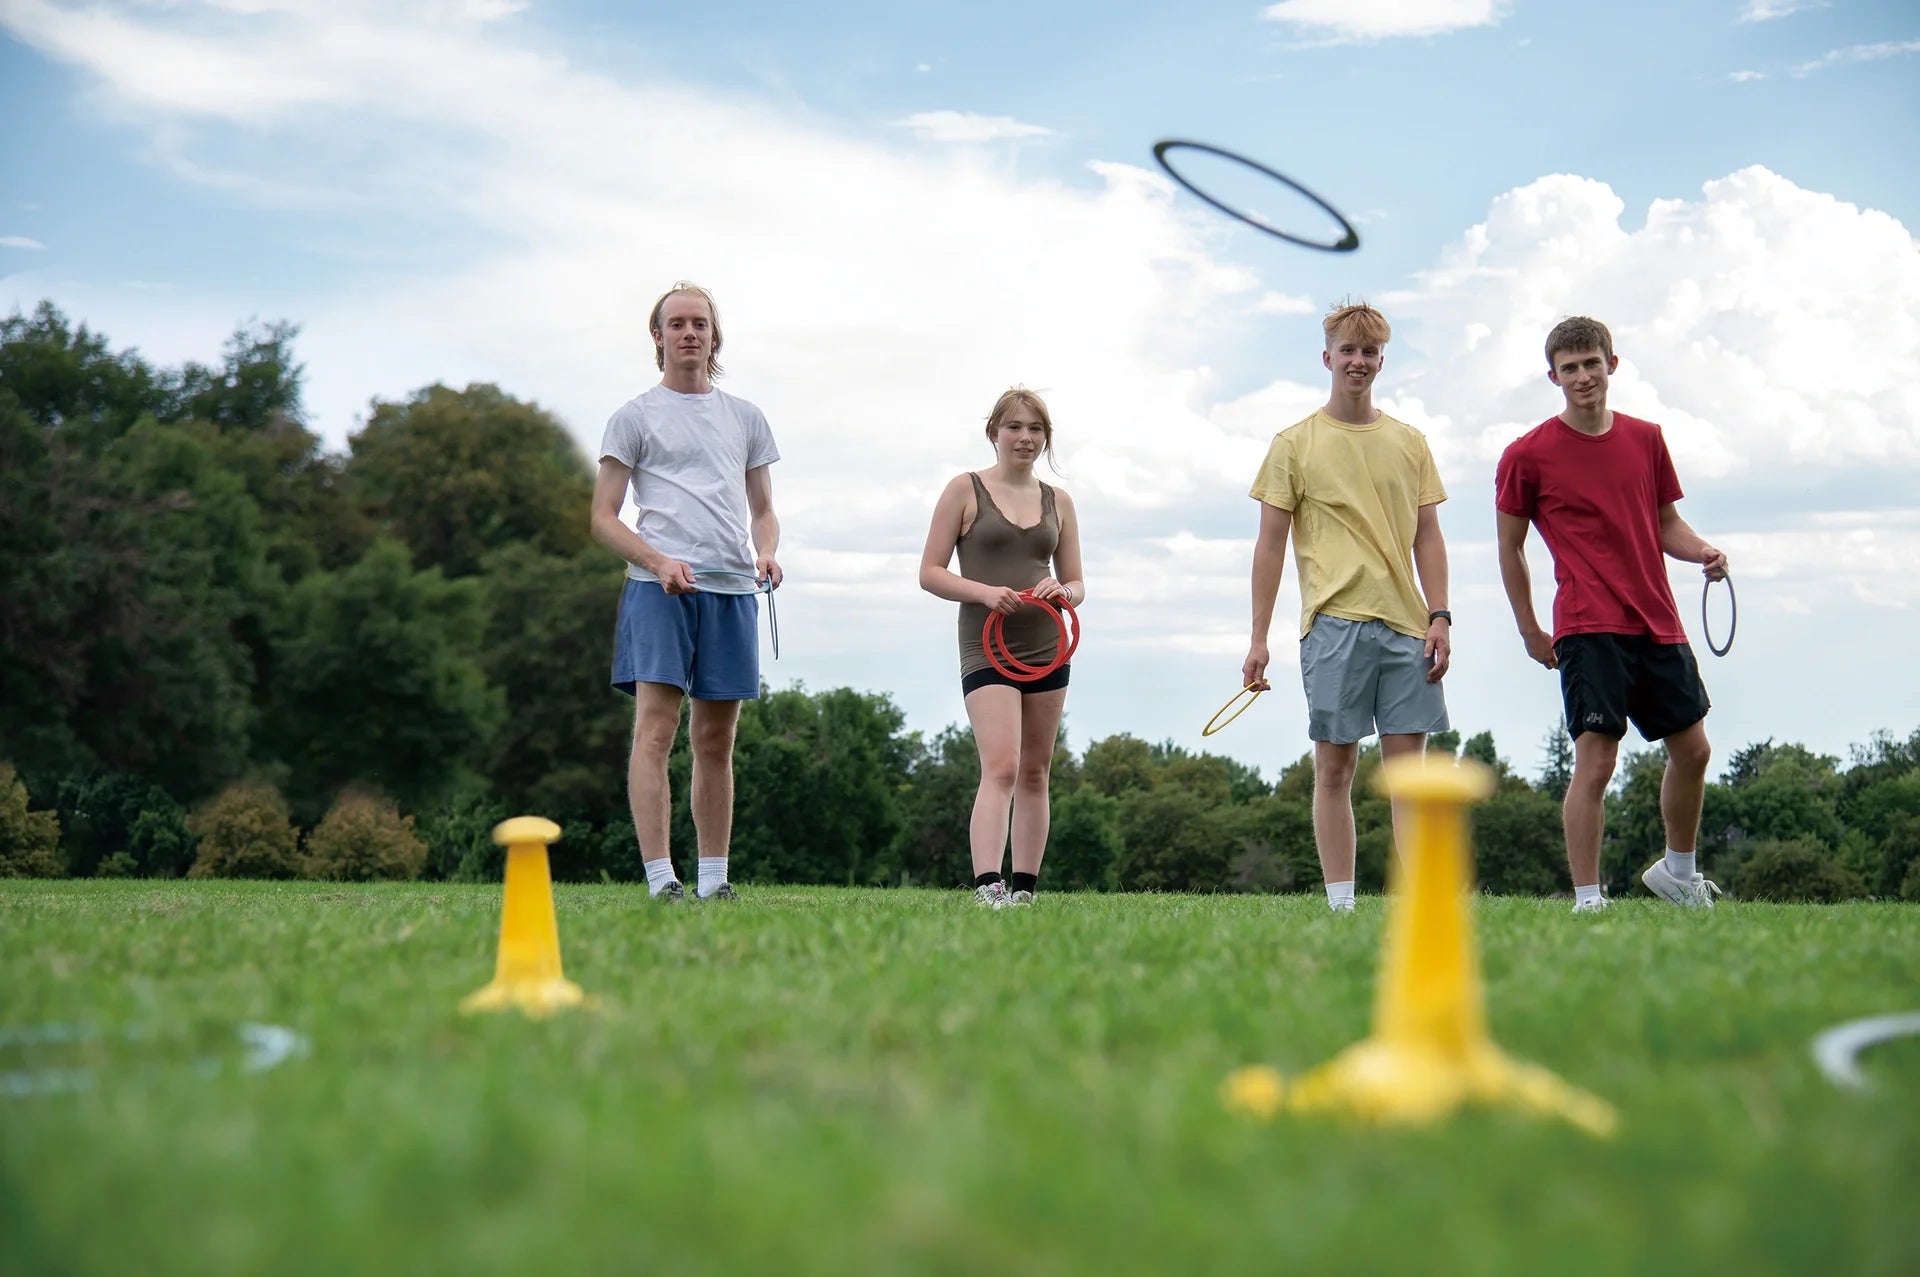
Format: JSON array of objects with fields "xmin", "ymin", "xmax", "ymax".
[{"xmin": 1152, "ymin": 139, "xmax": 1360, "ymax": 253}]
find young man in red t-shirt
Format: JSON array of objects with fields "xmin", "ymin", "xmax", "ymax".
[{"xmin": 1495, "ymin": 316, "xmax": 1729, "ymax": 913}]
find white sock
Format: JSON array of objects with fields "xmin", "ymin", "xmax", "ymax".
[
  {"xmin": 1575, "ymin": 884, "xmax": 1605, "ymax": 907},
  {"xmin": 1326, "ymin": 880, "xmax": 1356, "ymax": 909},
  {"xmin": 1665, "ymin": 849, "xmax": 1696, "ymax": 880},
  {"xmin": 697, "ymin": 857, "xmax": 729, "ymax": 898},
  {"xmin": 643, "ymin": 858, "xmax": 679, "ymax": 896}
]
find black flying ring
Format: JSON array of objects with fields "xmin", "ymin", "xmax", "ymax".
[{"xmin": 1152, "ymin": 140, "xmax": 1360, "ymax": 253}]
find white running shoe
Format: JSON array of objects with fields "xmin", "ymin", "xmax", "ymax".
[
  {"xmin": 974, "ymin": 881, "xmax": 1012, "ymax": 909},
  {"xmin": 1329, "ymin": 898, "xmax": 1356, "ymax": 914},
  {"xmin": 1641, "ymin": 859, "xmax": 1723, "ymax": 908},
  {"xmin": 1007, "ymin": 890, "xmax": 1034, "ymax": 907},
  {"xmin": 1572, "ymin": 895, "xmax": 1611, "ymax": 914}
]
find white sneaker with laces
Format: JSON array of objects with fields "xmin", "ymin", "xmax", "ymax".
[
  {"xmin": 1572, "ymin": 895, "xmax": 1610, "ymax": 914},
  {"xmin": 1641, "ymin": 859, "xmax": 1722, "ymax": 908},
  {"xmin": 974, "ymin": 881, "xmax": 1012, "ymax": 909},
  {"xmin": 1007, "ymin": 890, "xmax": 1034, "ymax": 907},
  {"xmin": 1329, "ymin": 898, "xmax": 1356, "ymax": 915}
]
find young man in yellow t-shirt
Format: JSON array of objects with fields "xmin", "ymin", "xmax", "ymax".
[{"xmin": 1242, "ymin": 301, "xmax": 1454, "ymax": 912}]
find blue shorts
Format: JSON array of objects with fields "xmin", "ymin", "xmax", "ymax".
[
  {"xmin": 1300, "ymin": 615, "xmax": 1448, "ymax": 744},
  {"xmin": 611, "ymin": 579, "xmax": 762, "ymax": 701}
]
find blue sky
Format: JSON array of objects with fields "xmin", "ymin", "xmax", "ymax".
[{"xmin": 4, "ymin": 0, "xmax": 1919, "ymax": 784}]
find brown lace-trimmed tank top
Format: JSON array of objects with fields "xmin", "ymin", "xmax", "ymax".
[{"xmin": 956, "ymin": 472, "xmax": 1063, "ymax": 677}]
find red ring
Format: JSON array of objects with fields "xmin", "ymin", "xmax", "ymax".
[{"xmin": 982, "ymin": 589, "xmax": 1080, "ymax": 682}]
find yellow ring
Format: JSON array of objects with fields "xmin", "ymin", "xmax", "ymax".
[{"xmin": 1202, "ymin": 684, "xmax": 1264, "ymax": 736}]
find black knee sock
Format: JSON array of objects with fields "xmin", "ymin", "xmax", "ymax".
[
  {"xmin": 1010, "ymin": 872, "xmax": 1037, "ymax": 895},
  {"xmin": 973, "ymin": 871, "xmax": 1002, "ymax": 888}
]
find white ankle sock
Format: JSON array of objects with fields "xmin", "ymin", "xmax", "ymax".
[
  {"xmin": 643, "ymin": 858, "xmax": 679, "ymax": 896},
  {"xmin": 697, "ymin": 857, "xmax": 728, "ymax": 898},
  {"xmin": 1665, "ymin": 849, "xmax": 1696, "ymax": 879},
  {"xmin": 1326, "ymin": 880, "xmax": 1356, "ymax": 909},
  {"xmin": 1575, "ymin": 883, "xmax": 1604, "ymax": 907}
]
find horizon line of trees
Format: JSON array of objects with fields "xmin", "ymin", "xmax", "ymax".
[{"xmin": 4, "ymin": 303, "xmax": 1918, "ymax": 901}]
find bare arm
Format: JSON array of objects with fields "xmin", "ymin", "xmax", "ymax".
[
  {"xmin": 745, "ymin": 464, "xmax": 783, "ymax": 587},
  {"xmin": 1658, "ymin": 503, "xmax": 1728, "ymax": 580},
  {"xmin": 590, "ymin": 458, "xmax": 695, "ymax": 592},
  {"xmin": 1497, "ymin": 511, "xmax": 1555, "ymax": 669},
  {"xmin": 919, "ymin": 476, "xmax": 1019, "ymax": 613},
  {"xmin": 1412, "ymin": 502, "xmax": 1451, "ymax": 681},
  {"xmin": 1242, "ymin": 501, "xmax": 1293, "ymax": 690}
]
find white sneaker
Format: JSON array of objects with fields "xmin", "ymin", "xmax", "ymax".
[
  {"xmin": 1328, "ymin": 898, "xmax": 1356, "ymax": 914},
  {"xmin": 1641, "ymin": 859, "xmax": 1723, "ymax": 908},
  {"xmin": 1007, "ymin": 890, "xmax": 1034, "ymax": 907},
  {"xmin": 974, "ymin": 881, "xmax": 1012, "ymax": 909},
  {"xmin": 1571, "ymin": 895, "xmax": 1610, "ymax": 914}
]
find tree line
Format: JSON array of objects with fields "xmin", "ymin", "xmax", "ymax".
[{"xmin": 3, "ymin": 304, "xmax": 1917, "ymax": 900}]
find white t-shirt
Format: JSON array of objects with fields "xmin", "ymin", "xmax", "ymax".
[{"xmin": 598, "ymin": 384, "xmax": 781, "ymax": 592}]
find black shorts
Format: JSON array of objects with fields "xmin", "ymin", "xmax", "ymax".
[
  {"xmin": 1555, "ymin": 634, "xmax": 1709, "ymax": 742},
  {"xmin": 961, "ymin": 662, "xmax": 1071, "ymax": 697}
]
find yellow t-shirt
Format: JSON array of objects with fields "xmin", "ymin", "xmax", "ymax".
[{"xmin": 1249, "ymin": 409, "xmax": 1446, "ymax": 639}]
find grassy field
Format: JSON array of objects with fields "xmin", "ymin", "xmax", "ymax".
[{"xmin": 2, "ymin": 881, "xmax": 1916, "ymax": 1277}]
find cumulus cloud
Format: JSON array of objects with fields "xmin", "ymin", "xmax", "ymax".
[
  {"xmin": 894, "ymin": 111, "xmax": 1056, "ymax": 144},
  {"xmin": 1793, "ymin": 40, "xmax": 1920, "ymax": 77},
  {"xmin": 1260, "ymin": 0, "xmax": 1509, "ymax": 41},
  {"xmin": 1738, "ymin": 0, "xmax": 1827, "ymax": 21},
  {"xmin": 0, "ymin": 236, "xmax": 47, "ymax": 249},
  {"xmin": 1255, "ymin": 290, "xmax": 1317, "ymax": 316}
]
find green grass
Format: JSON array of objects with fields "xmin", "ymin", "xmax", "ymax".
[{"xmin": 2, "ymin": 882, "xmax": 1917, "ymax": 1277}]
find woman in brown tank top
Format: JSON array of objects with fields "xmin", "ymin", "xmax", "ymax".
[{"xmin": 918, "ymin": 388, "xmax": 1086, "ymax": 909}]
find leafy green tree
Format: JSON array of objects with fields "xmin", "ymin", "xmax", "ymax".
[
  {"xmin": 1044, "ymin": 788, "xmax": 1122, "ymax": 890},
  {"xmin": 262, "ymin": 539, "xmax": 502, "ymax": 821},
  {"xmin": 1537, "ymin": 723, "xmax": 1573, "ymax": 802},
  {"xmin": 1733, "ymin": 839, "xmax": 1864, "ymax": 903},
  {"xmin": 1114, "ymin": 787, "xmax": 1240, "ymax": 892},
  {"xmin": 1229, "ymin": 793, "xmax": 1317, "ymax": 894},
  {"xmin": 1082, "ymin": 734, "xmax": 1156, "ymax": 798},
  {"xmin": 1472, "ymin": 786, "xmax": 1566, "ymax": 895},
  {"xmin": 303, "ymin": 790, "xmax": 430, "ymax": 881},
  {"xmin": 895, "ymin": 725, "xmax": 978, "ymax": 887},
  {"xmin": 0, "ymin": 762, "xmax": 66, "ymax": 878},
  {"xmin": 347, "ymin": 384, "xmax": 593, "ymax": 578},
  {"xmin": 187, "ymin": 780, "xmax": 302, "ymax": 879},
  {"xmin": 54, "ymin": 773, "xmax": 192, "ymax": 878}
]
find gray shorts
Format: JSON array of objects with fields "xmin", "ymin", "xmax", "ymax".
[{"xmin": 1300, "ymin": 615, "xmax": 1449, "ymax": 744}]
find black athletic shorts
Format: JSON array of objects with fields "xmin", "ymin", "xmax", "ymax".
[
  {"xmin": 961, "ymin": 662, "xmax": 1071, "ymax": 697},
  {"xmin": 1555, "ymin": 633, "xmax": 1709, "ymax": 742}
]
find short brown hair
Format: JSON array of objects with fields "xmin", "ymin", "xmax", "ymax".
[
  {"xmin": 1323, "ymin": 299, "xmax": 1390, "ymax": 348},
  {"xmin": 1544, "ymin": 316, "xmax": 1614, "ymax": 367},
  {"xmin": 649, "ymin": 281, "xmax": 724, "ymax": 379},
  {"xmin": 984, "ymin": 386, "xmax": 1056, "ymax": 466}
]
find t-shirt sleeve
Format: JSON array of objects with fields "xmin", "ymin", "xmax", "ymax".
[
  {"xmin": 1651, "ymin": 427, "xmax": 1683, "ymax": 506},
  {"xmin": 744, "ymin": 403, "xmax": 780, "ymax": 471},
  {"xmin": 1415, "ymin": 435, "xmax": 1447, "ymax": 506},
  {"xmin": 1248, "ymin": 432, "xmax": 1300, "ymax": 510},
  {"xmin": 599, "ymin": 403, "xmax": 643, "ymax": 469},
  {"xmin": 1493, "ymin": 439, "xmax": 1535, "ymax": 518}
]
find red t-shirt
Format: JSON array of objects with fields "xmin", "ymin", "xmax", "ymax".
[{"xmin": 1495, "ymin": 412, "xmax": 1686, "ymax": 643}]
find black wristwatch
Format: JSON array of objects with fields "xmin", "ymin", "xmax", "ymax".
[{"xmin": 1429, "ymin": 610, "xmax": 1452, "ymax": 625}]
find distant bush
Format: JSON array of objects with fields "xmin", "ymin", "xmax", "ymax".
[
  {"xmin": 1901, "ymin": 857, "xmax": 1920, "ymax": 904},
  {"xmin": 55, "ymin": 772, "xmax": 192, "ymax": 878},
  {"xmin": 303, "ymin": 790, "xmax": 429, "ymax": 881},
  {"xmin": 1733, "ymin": 839, "xmax": 1864, "ymax": 903},
  {"xmin": 187, "ymin": 780, "xmax": 302, "ymax": 879},
  {"xmin": 0, "ymin": 762, "xmax": 66, "ymax": 878}
]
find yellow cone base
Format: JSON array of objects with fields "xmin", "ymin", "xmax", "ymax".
[
  {"xmin": 1286, "ymin": 1037, "xmax": 1617, "ymax": 1137},
  {"xmin": 460, "ymin": 977, "xmax": 590, "ymax": 1018}
]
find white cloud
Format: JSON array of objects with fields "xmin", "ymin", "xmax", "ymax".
[
  {"xmin": 1260, "ymin": 0, "xmax": 1509, "ymax": 41},
  {"xmin": 1375, "ymin": 166, "xmax": 1920, "ymax": 482},
  {"xmin": 1255, "ymin": 290, "xmax": 1316, "ymax": 316},
  {"xmin": 1738, "ymin": 0, "xmax": 1827, "ymax": 22},
  {"xmin": 1726, "ymin": 69, "xmax": 1767, "ymax": 83},
  {"xmin": 893, "ymin": 110, "xmax": 1056, "ymax": 144},
  {"xmin": 1793, "ymin": 40, "xmax": 1920, "ymax": 77},
  {"xmin": 0, "ymin": 236, "xmax": 47, "ymax": 249}
]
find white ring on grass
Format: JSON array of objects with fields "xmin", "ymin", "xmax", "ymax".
[
  {"xmin": 0, "ymin": 1022, "xmax": 310, "ymax": 1097},
  {"xmin": 1810, "ymin": 1012, "xmax": 1920, "ymax": 1091}
]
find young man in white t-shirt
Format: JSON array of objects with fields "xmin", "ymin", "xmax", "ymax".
[{"xmin": 590, "ymin": 282, "xmax": 782, "ymax": 902}]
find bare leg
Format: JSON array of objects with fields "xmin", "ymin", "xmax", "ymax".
[
  {"xmin": 1660, "ymin": 720, "xmax": 1712, "ymax": 855},
  {"xmin": 629, "ymin": 682, "xmax": 686, "ymax": 867},
  {"xmin": 1565, "ymin": 732, "xmax": 1621, "ymax": 889},
  {"xmin": 1377, "ymin": 732, "xmax": 1427, "ymax": 861},
  {"xmin": 1009, "ymin": 688, "xmax": 1068, "ymax": 876},
  {"xmin": 964, "ymin": 685, "xmax": 1022, "ymax": 878},
  {"xmin": 1312, "ymin": 741, "xmax": 1361, "ymax": 885},
  {"xmin": 688, "ymin": 697, "xmax": 743, "ymax": 862}
]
